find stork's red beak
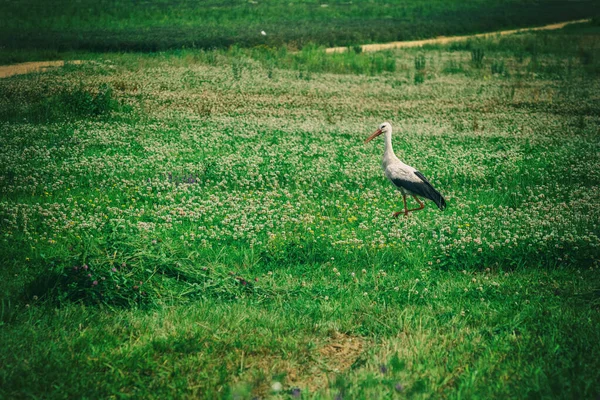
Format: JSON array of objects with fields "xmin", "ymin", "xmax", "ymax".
[{"xmin": 364, "ymin": 129, "xmax": 382, "ymax": 144}]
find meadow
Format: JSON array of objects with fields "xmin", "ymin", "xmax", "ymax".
[{"xmin": 1, "ymin": 21, "xmax": 600, "ymax": 399}]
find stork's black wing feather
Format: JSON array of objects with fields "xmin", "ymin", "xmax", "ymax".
[{"xmin": 391, "ymin": 171, "xmax": 446, "ymax": 211}]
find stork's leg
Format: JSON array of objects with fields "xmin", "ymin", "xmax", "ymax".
[
  {"xmin": 406, "ymin": 195, "xmax": 426, "ymax": 213},
  {"xmin": 393, "ymin": 194, "xmax": 409, "ymax": 218}
]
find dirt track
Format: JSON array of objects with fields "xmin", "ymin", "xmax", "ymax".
[
  {"xmin": 0, "ymin": 60, "xmax": 83, "ymax": 79},
  {"xmin": 325, "ymin": 19, "xmax": 591, "ymax": 53},
  {"xmin": 0, "ymin": 19, "xmax": 591, "ymax": 78}
]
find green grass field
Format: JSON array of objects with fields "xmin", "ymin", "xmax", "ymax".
[
  {"xmin": 1, "ymin": 20, "xmax": 600, "ymax": 399},
  {"xmin": 1, "ymin": 0, "xmax": 599, "ymax": 55}
]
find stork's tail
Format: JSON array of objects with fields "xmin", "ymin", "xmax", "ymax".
[{"xmin": 433, "ymin": 191, "xmax": 447, "ymax": 211}]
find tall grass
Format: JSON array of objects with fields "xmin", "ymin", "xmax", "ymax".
[
  {"xmin": 0, "ymin": 83, "xmax": 129, "ymax": 123},
  {"xmin": 107, "ymin": 22, "xmax": 600, "ymax": 80}
]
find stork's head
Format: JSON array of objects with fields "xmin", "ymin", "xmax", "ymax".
[{"xmin": 364, "ymin": 122, "xmax": 392, "ymax": 144}]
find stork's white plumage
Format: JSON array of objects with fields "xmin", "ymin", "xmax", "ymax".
[{"xmin": 365, "ymin": 122, "xmax": 446, "ymax": 218}]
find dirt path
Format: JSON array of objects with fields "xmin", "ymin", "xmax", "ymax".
[
  {"xmin": 0, "ymin": 60, "xmax": 83, "ymax": 79},
  {"xmin": 0, "ymin": 18, "xmax": 590, "ymax": 77},
  {"xmin": 325, "ymin": 19, "xmax": 591, "ymax": 53}
]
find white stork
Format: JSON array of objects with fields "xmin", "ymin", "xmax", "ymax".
[{"xmin": 365, "ymin": 122, "xmax": 446, "ymax": 218}]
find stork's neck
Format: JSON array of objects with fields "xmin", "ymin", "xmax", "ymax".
[{"xmin": 383, "ymin": 130, "xmax": 395, "ymax": 160}]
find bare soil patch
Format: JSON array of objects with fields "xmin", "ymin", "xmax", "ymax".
[
  {"xmin": 233, "ymin": 332, "xmax": 366, "ymax": 396},
  {"xmin": 318, "ymin": 332, "xmax": 364, "ymax": 373},
  {"xmin": 290, "ymin": 332, "xmax": 366, "ymax": 392}
]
